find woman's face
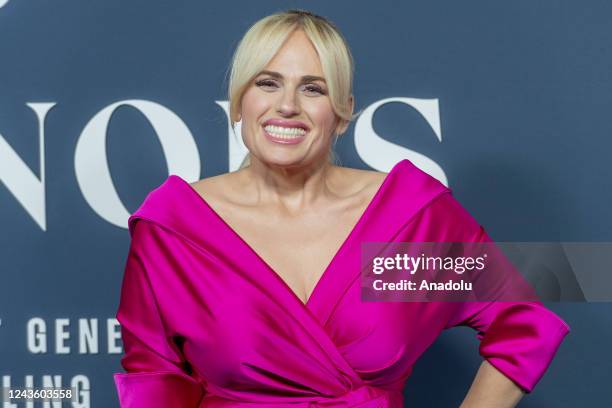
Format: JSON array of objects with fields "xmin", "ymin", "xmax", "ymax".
[{"xmin": 239, "ymin": 29, "xmax": 342, "ymax": 168}]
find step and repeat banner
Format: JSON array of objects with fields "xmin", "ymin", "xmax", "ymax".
[{"xmin": 1, "ymin": 1, "xmax": 611, "ymax": 407}]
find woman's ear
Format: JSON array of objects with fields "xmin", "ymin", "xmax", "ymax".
[
  {"xmin": 334, "ymin": 95, "xmax": 354, "ymax": 135},
  {"xmin": 335, "ymin": 119, "xmax": 349, "ymax": 136},
  {"xmin": 233, "ymin": 102, "xmax": 242, "ymax": 123}
]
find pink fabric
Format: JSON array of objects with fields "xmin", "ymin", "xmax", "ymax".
[{"xmin": 114, "ymin": 159, "xmax": 570, "ymax": 407}]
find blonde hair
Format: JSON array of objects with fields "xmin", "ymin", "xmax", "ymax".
[{"xmin": 226, "ymin": 9, "xmax": 356, "ymax": 169}]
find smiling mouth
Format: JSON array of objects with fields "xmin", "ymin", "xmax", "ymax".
[{"xmin": 262, "ymin": 124, "xmax": 307, "ymax": 140}]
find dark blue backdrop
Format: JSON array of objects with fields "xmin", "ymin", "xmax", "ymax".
[{"xmin": 1, "ymin": 1, "xmax": 610, "ymax": 406}]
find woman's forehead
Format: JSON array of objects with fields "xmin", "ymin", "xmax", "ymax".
[{"xmin": 264, "ymin": 31, "xmax": 324, "ymax": 77}]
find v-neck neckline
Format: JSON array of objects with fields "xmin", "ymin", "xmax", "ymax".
[{"xmin": 170, "ymin": 161, "xmax": 404, "ymax": 309}]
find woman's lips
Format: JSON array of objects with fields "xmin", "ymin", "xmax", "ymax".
[
  {"xmin": 262, "ymin": 118, "xmax": 309, "ymax": 130},
  {"xmin": 262, "ymin": 125, "xmax": 307, "ymax": 145}
]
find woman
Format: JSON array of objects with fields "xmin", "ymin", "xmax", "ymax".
[{"xmin": 113, "ymin": 9, "xmax": 569, "ymax": 407}]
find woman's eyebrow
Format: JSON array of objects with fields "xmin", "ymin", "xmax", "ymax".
[{"xmin": 258, "ymin": 70, "xmax": 326, "ymax": 83}]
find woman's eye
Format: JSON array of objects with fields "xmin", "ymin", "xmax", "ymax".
[
  {"xmin": 255, "ymin": 79, "xmax": 326, "ymax": 95},
  {"xmin": 255, "ymin": 79, "xmax": 277, "ymax": 89},
  {"xmin": 303, "ymin": 85, "xmax": 325, "ymax": 95}
]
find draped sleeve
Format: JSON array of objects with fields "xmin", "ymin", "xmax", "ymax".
[
  {"xmin": 113, "ymin": 220, "xmax": 205, "ymax": 407},
  {"xmin": 437, "ymin": 194, "xmax": 571, "ymax": 394}
]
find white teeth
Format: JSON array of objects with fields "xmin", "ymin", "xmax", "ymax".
[{"xmin": 264, "ymin": 125, "xmax": 306, "ymax": 138}]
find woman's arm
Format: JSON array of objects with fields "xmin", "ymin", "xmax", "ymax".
[
  {"xmin": 459, "ymin": 360, "xmax": 525, "ymax": 408},
  {"xmin": 427, "ymin": 195, "xmax": 570, "ymax": 401},
  {"xmin": 114, "ymin": 220, "xmax": 204, "ymax": 407}
]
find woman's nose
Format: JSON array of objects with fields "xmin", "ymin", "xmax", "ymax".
[{"xmin": 276, "ymin": 89, "xmax": 300, "ymax": 116}]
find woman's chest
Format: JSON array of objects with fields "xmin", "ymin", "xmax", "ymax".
[
  {"xmin": 145, "ymin": 210, "xmax": 457, "ymax": 391},
  {"xmin": 213, "ymin": 202, "xmax": 369, "ymax": 304}
]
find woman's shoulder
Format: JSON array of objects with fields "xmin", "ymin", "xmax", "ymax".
[
  {"xmin": 333, "ymin": 165, "xmax": 388, "ymax": 198},
  {"xmin": 188, "ymin": 172, "xmax": 238, "ymax": 205}
]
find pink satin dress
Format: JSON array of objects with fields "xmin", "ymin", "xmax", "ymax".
[{"xmin": 113, "ymin": 159, "xmax": 570, "ymax": 407}]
